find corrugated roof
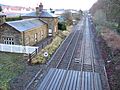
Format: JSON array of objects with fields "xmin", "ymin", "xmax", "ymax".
[
  {"xmin": 37, "ymin": 68, "xmax": 102, "ymax": 90},
  {"xmin": 6, "ymin": 18, "xmax": 46, "ymax": 32},
  {"xmin": 22, "ymin": 11, "xmax": 57, "ymax": 18}
]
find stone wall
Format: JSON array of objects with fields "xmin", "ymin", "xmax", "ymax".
[
  {"xmin": 0, "ymin": 23, "xmax": 48, "ymax": 46},
  {"xmin": 0, "ymin": 24, "xmax": 21, "ymax": 45},
  {"xmin": 22, "ymin": 16, "xmax": 58, "ymax": 36},
  {"xmin": 41, "ymin": 17, "xmax": 58, "ymax": 36},
  {"xmin": 23, "ymin": 24, "xmax": 48, "ymax": 46}
]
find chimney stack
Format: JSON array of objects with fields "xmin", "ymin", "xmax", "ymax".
[{"xmin": 39, "ymin": 3, "xmax": 43, "ymax": 12}]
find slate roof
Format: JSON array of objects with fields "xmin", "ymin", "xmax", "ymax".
[
  {"xmin": 5, "ymin": 18, "xmax": 46, "ymax": 32},
  {"xmin": 22, "ymin": 11, "xmax": 57, "ymax": 18},
  {"xmin": 37, "ymin": 68, "xmax": 102, "ymax": 90}
]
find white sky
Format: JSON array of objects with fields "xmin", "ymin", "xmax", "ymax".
[{"xmin": 0, "ymin": 0, "xmax": 97, "ymax": 10}]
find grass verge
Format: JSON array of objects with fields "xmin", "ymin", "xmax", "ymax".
[
  {"xmin": 31, "ymin": 27, "xmax": 72, "ymax": 64},
  {"xmin": 0, "ymin": 52, "xmax": 25, "ymax": 90}
]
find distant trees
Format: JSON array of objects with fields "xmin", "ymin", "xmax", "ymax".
[
  {"xmin": 90, "ymin": 0, "xmax": 120, "ymax": 33},
  {"xmin": 0, "ymin": 6, "xmax": 2, "ymax": 12},
  {"xmin": 62, "ymin": 10, "xmax": 73, "ymax": 25},
  {"xmin": 50, "ymin": 8, "xmax": 55, "ymax": 13},
  {"xmin": 72, "ymin": 9, "xmax": 83, "ymax": 21},
  {"xmin": 78, "ymin": 10, "xmax": 83, "ymax": 17},
  {"xmin": 94, "ymin": 9, "xmax": 106, "ymax": 25},
  {"xmin": 58, "ymin": 22, "xmax": 66, "ymax": 30}
]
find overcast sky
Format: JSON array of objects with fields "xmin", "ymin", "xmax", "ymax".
[{"xmin": 0, "ymin": 0, "xmax": 97, "ymax": 10}]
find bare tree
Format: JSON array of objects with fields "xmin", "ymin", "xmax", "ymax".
[{"xmin": 62, "ymin": 10, "xmax": 73, "ymax": 25}]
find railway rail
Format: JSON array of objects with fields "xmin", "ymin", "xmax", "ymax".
[
  {"xmin": 48, "ymin": 19, "xmax": 85, "ymax": 69},
  {"xmin": 25, "ymin": 16, "xmax": 109, "ymax": 90},
  {"xmin": 36, "ymin": 17, "xmax": 103, "ymax": 90},
  {"xmin": 56, "ymin": 30, "xmax": 81, "ymax": 69},
  {"xmin": 24, "ymin": 18, "xmax": 85, "ymax": 90}
]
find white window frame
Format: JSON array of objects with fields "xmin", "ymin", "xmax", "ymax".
[
  {"xmin": 2, "ymin": 37, "xmax": 15, "ymax": 45},
  {"xmin": 34, "ymin": 33, "xmax": 38, "ymax": 41}
]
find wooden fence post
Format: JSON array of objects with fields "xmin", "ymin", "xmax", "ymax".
[
  {"xmin": 35, "ymin": 49, "xmax": 37, "ymax": 55},
  {"xmin": 28, "ymin": 54, "xmax": 32, "ymax": 64}
]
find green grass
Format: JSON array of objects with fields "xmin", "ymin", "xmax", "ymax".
[
  {"xmin": 32, "ymin": 36, "xmax": 63, "ymax": 64},
  {"xmin": 0, "ymin": 52, "xmax": 25, "ymax": 90}
]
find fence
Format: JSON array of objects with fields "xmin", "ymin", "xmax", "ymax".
[
  {"xmin": 0, "ymin": 38, "xmax": 53, "ymax": 64},
  {"xmin": 37, "ymin": 37, "xmax": 53, "ymax": 52},
  {"xmin": 28, "ymin": 49, "xmax": 38, "ymax": 64},
  {"xmin": 28, "ymin": 38, "xmax": 53, "ymax": 63},
  {"xmin": 0, "ymin": 44, "xmax": 38, "ymax": 54}
]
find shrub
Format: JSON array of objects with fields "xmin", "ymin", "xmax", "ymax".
[
  {"xmin": 117, "ymin": 28, "xmax": 120, "ymax": 34},
  {"xmin": 58, "ymin": 22, "xmax": 67, "ymax": 30}
]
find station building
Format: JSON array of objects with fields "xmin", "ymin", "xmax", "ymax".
[
  {"xmin": 0, "ymin": 18, "xmax": 48, "ymax": 46},
  {"xmin": 22, "ymin": 3, "xmax": 58, "ymax": 36},
  {"xmin": 0, "ymin": 3, "xmax": 58, "ymax": 46}
]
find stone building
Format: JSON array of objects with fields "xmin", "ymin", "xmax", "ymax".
[
  {"xmin": 22, "ymin": 3, "xmax": 58, "ymax": 36},
  {"xmin": 0, "ymin": 13, "xmax": 6, "ymax": 25},
  {"xmin": 0, "ymin": 18, "xmax": 48, "ymax": 46}
]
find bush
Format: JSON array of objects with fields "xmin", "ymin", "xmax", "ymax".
[
  {"xmin": 31, "ymin": 36, "xmax": 63, "ymax": 64},
  {"xmin": 58, "ymin": 22, "xmax": 67, "ymax": 30},
  {"xmin": 117, "ymin": 28, "xmax": 120, "ymax": 34}
]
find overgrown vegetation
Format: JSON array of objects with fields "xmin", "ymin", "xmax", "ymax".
[
  {"xmin": 32, "ymin": 36, "xmax": 63, "ymax": 64},
  {"xmin": 58, "ymin": 22, "xmax": 67, "ymax": 30},
  {"xmin": 62, "ymin": 10, "xmax": 73, "ymax": 25},
  {"xmin": 0, "ymin": 52, "xmax": 25, "ymax": 90},
  {"xmin": 90, "ymin": 0, "xmax": 120, "ymax": 33},
  {"xmin": 31, "ymin": 27, "xmax": 72, "ymax": 64},
  {"xmin": 95, "ymin": 21, "xmax": 120, "ymax": 90},
  {"xmin": 6, "ymin": 16, "xmax": 22, "ymax": 22},
  {"xmin": 90, "ymin": 0, "xmax": 120, "ymax": 89},
  {"xmin": 73, "ymin": 10, "xmax": 83, "ymax": 21},
  {"xmin": 0, "ymin": 6, "xmax": 2, "ymax": 12}
]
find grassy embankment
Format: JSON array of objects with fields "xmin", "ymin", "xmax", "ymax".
[
  {"xmin": 0, "ymin": 53, "xmax": 25, "ymax": 90},
  {"xmin": 31, "ymin": 26, "xmax": 72, "ymax": 64}
]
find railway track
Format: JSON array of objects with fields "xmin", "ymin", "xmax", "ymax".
[
  {"xmin": 36, "ymin": 17, "xmax": 103, "ymax": 90},
  {"xmin": 89, "ymin": 16, "xmax": 110, "ymax": 90},
  {"xmin": 24, "ymin": 18, "xmax": 85, "ymax": 90},
  {"xmin": 48, "ymin": 20, "xmax": 85, "ymax": 69},
  {"xmin": 25, "ymin": 16, "xmax": 106, "ymax": 90},
  {"xmin": 56, "ymin": 30, "xmax": 81, "ymax": 69},
  {"xmin": 79, "ymin": 17, "xmax": 96, "ymax": 72}
]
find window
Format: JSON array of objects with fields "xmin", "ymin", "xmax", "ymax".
[
  {"xmin": 3, "ymin": 37, "xmax": 15, "ymax": 45},
  {"xmin": 34, "ymin": 33, "xmax": 38, "ymax": 42}
]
